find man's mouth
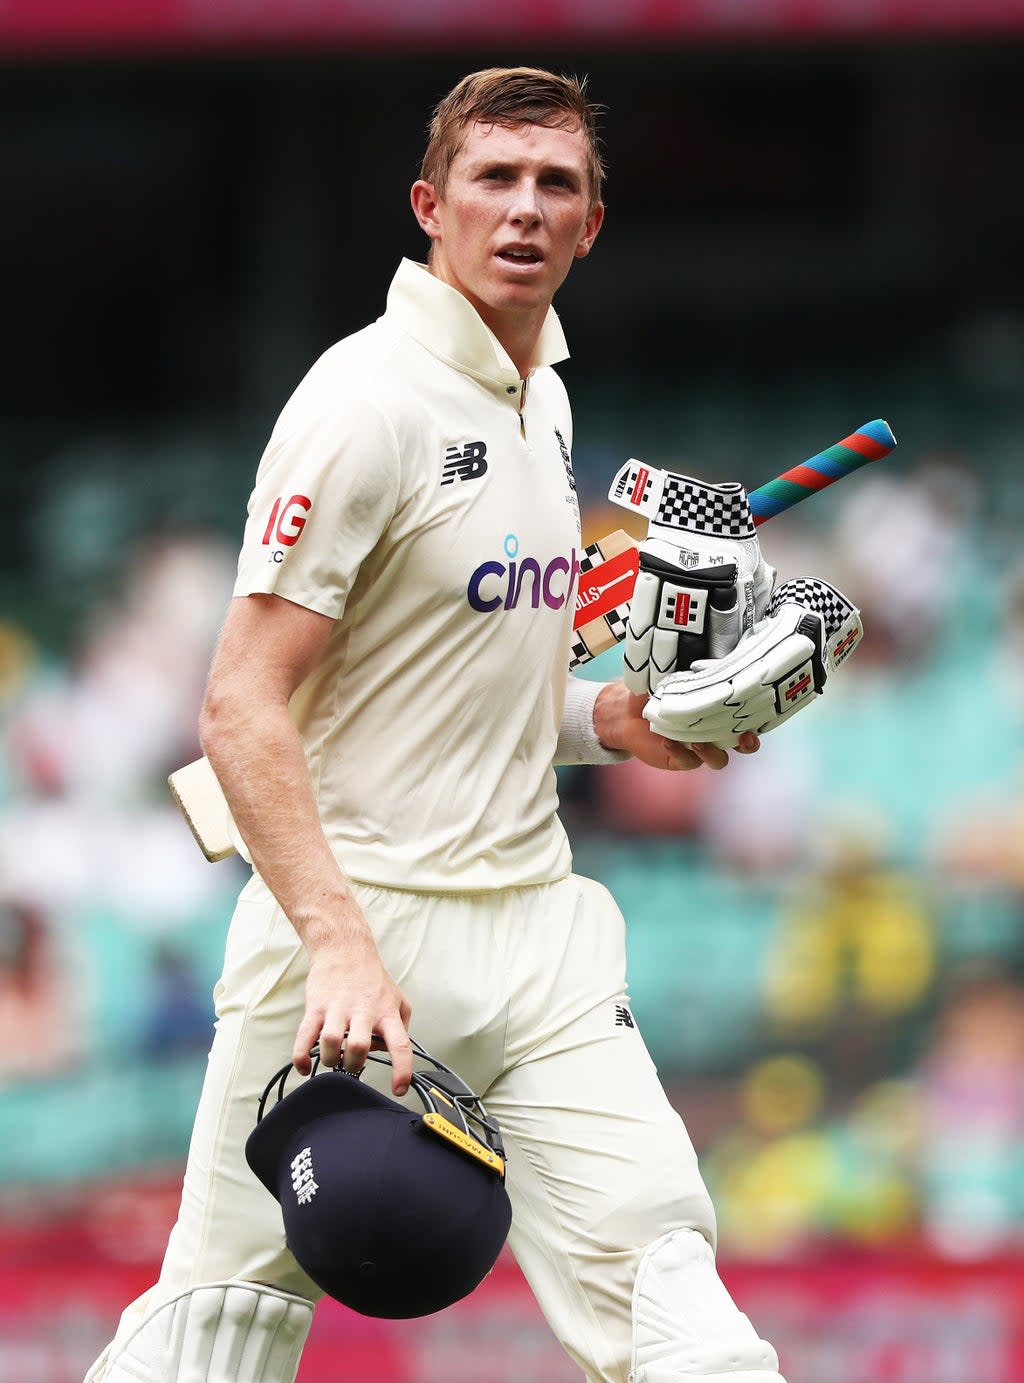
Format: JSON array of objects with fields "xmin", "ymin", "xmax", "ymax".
[{"xmin": 497, "ymin": 247, "xmax": 544, "ymax": 265}]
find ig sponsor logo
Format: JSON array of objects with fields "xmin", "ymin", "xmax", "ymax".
[
  {"xmin": 262, "ymin": 494, "xmax": 312, "ymax": 562},
  {"xmin": 467, "ymin": 533, "xmax": 580, "ymax": 613}
]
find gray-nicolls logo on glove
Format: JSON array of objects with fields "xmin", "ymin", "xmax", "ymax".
[{"xmin": 608, "ymin": 460, "xmax": 777, "ymax": 696}]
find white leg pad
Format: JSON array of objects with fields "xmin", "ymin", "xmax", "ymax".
[
  {"xmin": 83, "ymin": 1282, "xmax": 313, "ymax": 1383},
  {"xmin": 630, "ymin": 1229, "xmax": 787, "ymax": 1383}
]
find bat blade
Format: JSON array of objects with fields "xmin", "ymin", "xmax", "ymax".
[
  {"xmin": 574, "ymin": 544, "xmax": 639, "ymax": 629},
  {"xmin": 168, "ymin": 756, "xmax": 237, "ymax": 862},
  {"xmin": 570, "ymin": 529, "xmax": 637, "ymax": 667}
]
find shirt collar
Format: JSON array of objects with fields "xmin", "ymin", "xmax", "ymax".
[{"xmin": 383, "ymin": 258, "xmax": 569, "ymax": 391}]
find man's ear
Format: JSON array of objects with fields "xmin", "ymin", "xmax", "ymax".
[
  {"xmin": 574, "ymin": 200, "xmax": 605, "ymax": 259},
  {"xmin": 411, "ymin": 180, "xmax": 442, "ymax": 241}
]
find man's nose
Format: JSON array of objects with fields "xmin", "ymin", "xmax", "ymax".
[{"xmin": 508, "ymin": 180, "xmax": 542, "ymax": 225}]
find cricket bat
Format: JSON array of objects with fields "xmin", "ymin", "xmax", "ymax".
[
  {"xmin": 170, "ymin": 419, "xmax": 896, "ymax": 861},
  {"xmin": 168, "ymin": 754, "xmax": 239, "ymax": 862},
  {"xmin": 575, "ymin": 418, "xmax": 896, "ymax": 663},
  {"xmin": 570, "ymin": 529, "xmax": 639, "ymax": 669}
]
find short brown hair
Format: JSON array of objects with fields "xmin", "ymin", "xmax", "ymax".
[{"xmin": 420, "ymin": 67, "xmax": 605, "ymax": 208}]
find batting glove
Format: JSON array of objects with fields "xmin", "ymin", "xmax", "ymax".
[
  {"xmin": 608, "ymin": 460, "xmax": 776, "ymax": 696},
  {"xmin": 643, "ymin": 577, "xmax": 863, "ymax": 747}
]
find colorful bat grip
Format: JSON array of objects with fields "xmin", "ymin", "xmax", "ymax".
[{"xmin": 748, "ymin": 419, "xmax": 896, "ymax": 526}]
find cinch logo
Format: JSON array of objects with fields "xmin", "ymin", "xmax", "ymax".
[
  {"xmin": 442, "ymin": 441, "xmax": 488, "ymax": 485},
  {"xmin": 467, "ymin": 533, "xmax": 580, "ymax": 613},
  {"xmin": 262, "ymin": 494, "xmax": 311, "ymax": 547}
]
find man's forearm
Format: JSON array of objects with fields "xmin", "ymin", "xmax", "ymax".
[{"xmin": 199, "ymin": 696, "xmax": 369, "ymax": 951}]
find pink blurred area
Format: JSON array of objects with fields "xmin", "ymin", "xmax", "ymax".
[
  {"xmin": 4, "ymin": 0, "xmax": 1024, "ymax": 52},
  {"xmin": 4, "ymin": 1177, "xmax": 1023, "ymax": 1383}
]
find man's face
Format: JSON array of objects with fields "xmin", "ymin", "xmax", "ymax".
[{"xmin": 412, "ymin": 121, "xmax": 604, "ymax": 329}]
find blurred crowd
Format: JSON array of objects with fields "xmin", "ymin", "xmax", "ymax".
[
  {"xmin": 2, "ymin": 430, "xmax": 1024, "ymax": 1263},
  {"xmin": 0, "ymin": 528, "xmax": 243, "ymax": 1084},
  {"xmin": 567, "ymin": 440, "xmax": 1024, "ymax": 1259}
]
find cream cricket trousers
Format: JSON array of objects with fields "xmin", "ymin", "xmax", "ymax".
[{"xmin": 95, "ymin": 871, "xmax": 718, "ymax": 1383}]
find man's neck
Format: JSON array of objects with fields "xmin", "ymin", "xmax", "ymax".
[
  {"xmin": 426, "ymin": 259, "xmax": 545, "ymax": 379},
  {"xmin": 474, "ymin": 304, "xmax": 545, "ymax": 380}
]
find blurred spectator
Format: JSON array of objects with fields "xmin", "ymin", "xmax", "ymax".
[
  {"xmin": 926, "ymin": 557, "xmax": 1024, "ymax": 901},
  {"xmin": 704, "ymin": 1055, "xmax": 920, "ymax": 1256},
  {"xmin": 0, "ymin": 531, "xmax": 239, "ymax": 925},
  {"xmin": 914, "ymin": 967, "xmax": 1024, "ymax": 1258},
  {"xmin": 0, "ymin": 621, "xmax": 40, "ymax": 805},
  {"xmin": 140, "ymin": 943, "xmax": 214, "ymax": 1060},
  {"xmin": 0, "ymin": 620, "xmax": 38, "ymax": 712},
  {"xmin": 1000, "ymin": 558, "xmax": 1024, "ymax": 684},
  {"xmin": 931, "ymin": 785, "xmax": 1024, "ymax": 897},
  {"xmin": 830, "ymin": 458, "xmax": 978, "ymax": 669},
  {"xmin": 7, "ymin": 533, "xmax": 235, "ymax": 805},
  {"xmin": 0, "ymin": 897, "xmax": 78, "ymax": 1080},
  {"xmin": 585, "ymin": 755, "xmax": 714, "ymax": 838},
  {"xmin": 702, "ymin": 1053, "xmax": 832, "ymax": 1257},
  {"xmin": 695, "ymin": 731, "xmax": 818, "ymax": 877},
  {"xmin": 831, "ymin": 1077, "xmax": 922, "ymax": 1248},
  {"xmin": 762, "ymin": 811, "xmax": 935, "ymax": 1054}
]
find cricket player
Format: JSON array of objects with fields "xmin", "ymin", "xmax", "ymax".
[{"xmin": 86, "ymin": 67, "xmax": 807, "ymax": 1383}]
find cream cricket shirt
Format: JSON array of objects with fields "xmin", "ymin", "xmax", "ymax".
[{"xmin": 234, "ymin": 259, "xmax": 583, "ymax": 891}]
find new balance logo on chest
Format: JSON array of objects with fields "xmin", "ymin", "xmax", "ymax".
[{"xmin": 442, "ymin": 441, "xmax": 488, "ymax": 485}]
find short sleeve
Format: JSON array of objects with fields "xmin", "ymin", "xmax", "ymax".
[{"xmin": 233, "ymin": 396, "xmax": 401, "ymax": 620}]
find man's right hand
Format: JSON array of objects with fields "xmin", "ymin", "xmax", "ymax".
[{"xmin": 292, "ymin": 929, "xmax": 413, "ymax": 1097}]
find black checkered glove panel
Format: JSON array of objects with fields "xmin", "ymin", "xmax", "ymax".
[
  {"xmin": 657, "ymin": 475, "xmax": 756, "ymax": 539},
  {"xmin": 767, "ymin": 577, "xmax": 863, "ymax": 673}
]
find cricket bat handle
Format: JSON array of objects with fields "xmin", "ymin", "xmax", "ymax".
[
  {"xmin": 584, "ymin": 419, "xmax": 896, "ymax": 636},
  {"xmin": 748, "ymin": 419, "xmax": 895, "ymax": 525}
]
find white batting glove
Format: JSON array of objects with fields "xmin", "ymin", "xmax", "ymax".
[
  {"xmin": 608, "ymin": 461, "xmax": 776, "ymax": 696},
  {"xmin": 643, "ymin": 577, "xmax": 863, "ymax": 747}
]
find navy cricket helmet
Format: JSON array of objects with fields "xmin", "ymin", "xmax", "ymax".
[{"xmin": 245, "ymin": 1038, "xmax": 512, "ymax": 1319}]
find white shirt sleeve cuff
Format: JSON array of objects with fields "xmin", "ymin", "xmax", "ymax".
[{"xmin": 554, "ymin": 678, "xmax": 632, "ymax": 766}]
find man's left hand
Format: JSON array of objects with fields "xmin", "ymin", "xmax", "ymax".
[
  {"xmin": 594, "ymin": 680, "xmax": 760, "ymax": 771},
  {"xmin": 644, "ymin": 577, "xmax": 863, "ymax": 748}
]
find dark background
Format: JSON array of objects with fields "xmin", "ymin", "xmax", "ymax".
[{"xmin": 4, "ymin": 42, "xmax": 1021, "ymax": 438}]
